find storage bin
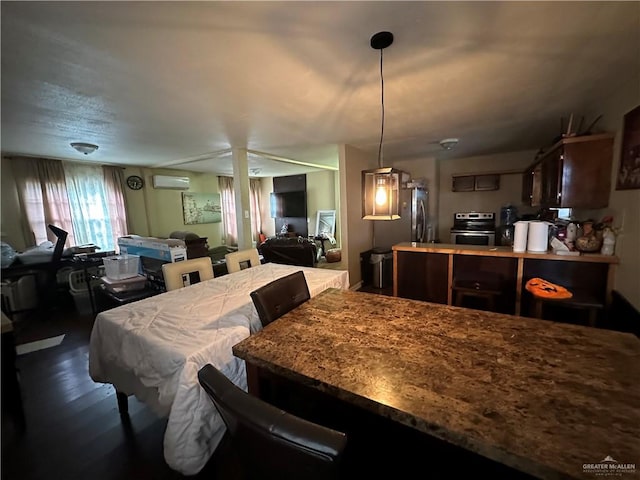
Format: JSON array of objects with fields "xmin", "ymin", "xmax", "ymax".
[
  {"xmin": 1, "ymin": 275, "xmax": 38, "ymax": 312},
  {"xmin": 103, "ymin": 254, "xmax": 140, "ymax": 280},
  {"xmin": 101, "ymin": 275, "xmax": 147, "ymax": 294},
  {"xmin": 68, "ymin": 267, "xmax": 104, "ymax": 293},
  {"xmin": 70, "ymin": 289, "xmax": 93, "ymax": 315}
]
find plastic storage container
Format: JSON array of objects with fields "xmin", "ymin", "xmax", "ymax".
[
  {"xmin": 101, "ymin": 275, "xmax": 147, "ymax": 294},
  {"xmin": 68, "ymin": 267, "xmax": 104, "ymax": 315},
  {"xmin": 0, "ymin": 275, "xmax": 38, "ymax": 312},
  {"xmin": 70, "ymin": 290, "xmax": 92, "ymax": 315},
  {"xmin": 103, "ymin": 254, "xmax": 140, "ymax": 280}
]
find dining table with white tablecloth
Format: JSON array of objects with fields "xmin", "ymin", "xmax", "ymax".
[{"xmin": 89, "ymin": 262, "xmax": 349, "ymax": 475}]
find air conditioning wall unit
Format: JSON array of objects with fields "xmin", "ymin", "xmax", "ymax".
[{"xmin": 152, "ymin": 175, "xmax": 190, "ymax": 190}]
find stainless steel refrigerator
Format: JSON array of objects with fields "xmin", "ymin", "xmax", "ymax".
[{"xmin": 373, "ymin": 186, "xmax": 429, "ymax": 249}]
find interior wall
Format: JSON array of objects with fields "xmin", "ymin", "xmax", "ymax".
[
  {"xmin": 437, "ymin": 150, "xmax": 537, "ymax": 242},
  {"xmin": 339, "ymin": 144, "xmax": 377, "ymax": 288},
  {"xmin": 306, "ymin": 170, "xmax": 339, "ymax": 245},
  {"xmin": 124, "ymin": 167, "xmax": 223, "ymax": 245},
  {"xmin": 581, "ymin": 76, "xmax": 640, "ymax": 310}
]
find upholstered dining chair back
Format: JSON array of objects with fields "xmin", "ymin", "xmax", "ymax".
[
  {"xmin": 250, "ymin": 270, "xmax": 310, "ymax": 327},
  {"xmin": 161, "ymin": 257, "xmax": 214, "ymax": 291},
  {"xmin": 197, "ymin": 363, "xmax": 347, "ymax": 480},
  {"xmin": 225, "ymin": 248, "xmax": 261, "ymax": 274}
]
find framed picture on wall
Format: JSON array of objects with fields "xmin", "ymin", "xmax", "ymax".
[
  {"xmin": 182, "ymin": 192, "xmax": 222, "ymax": 224},
  {"xmin": 616, "ymin": 104, "xmax": 640, "ymax": 190}
]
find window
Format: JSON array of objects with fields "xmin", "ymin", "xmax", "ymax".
[{"xmin": 12, "ymin": 157, "xmax": 128, "ymax": 251}]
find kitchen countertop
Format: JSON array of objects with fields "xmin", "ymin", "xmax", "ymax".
[
  {"xmin": 392, "ymin": 242, "xmax": 619, "ymax": 264},
  {"xmin": 234, "ymin": 288, "xmax": 640, "ymax": 479}
]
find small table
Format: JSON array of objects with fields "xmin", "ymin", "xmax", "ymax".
[
  {"xmin": 233, "ymin": 288, "xmax": 640, "ymax": 480},
  {"xmin": 95, "ymin": 284, "xmax": 159, "ymax": 310}
]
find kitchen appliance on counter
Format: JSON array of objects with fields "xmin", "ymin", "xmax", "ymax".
[
  {"xmin": 374, "ymin": 184, "xmax": 430, "ymax": 249},
  {"xmin": 450, "ymin": 212, "xmax": 496, "ymax": 246}
]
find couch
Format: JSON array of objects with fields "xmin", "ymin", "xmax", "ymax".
[{"xmin": 259, "ymin": 236, "xmax": 317, "ymax": 268}]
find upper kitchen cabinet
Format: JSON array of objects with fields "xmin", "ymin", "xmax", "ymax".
[{"xmin": 522, "ymin": 133, "xmax": 614, "ymax": 208}]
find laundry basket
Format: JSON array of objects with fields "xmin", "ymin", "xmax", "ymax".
[{"xmin": 68, "ymin": 267, "xmax": 103, "ymax": 315}]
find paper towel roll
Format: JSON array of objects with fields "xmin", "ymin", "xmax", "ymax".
[
  {"xmin": 513, "ymin": 221, "xmax": 529, "ymax": 252},
  {"xmin": 527, "ymin": 221, "xmax": 551, "ymax": 253}
]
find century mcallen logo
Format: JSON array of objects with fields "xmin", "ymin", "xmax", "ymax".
[{"xmin": 583, "ymin": 456, "xmax": 637, "ymax": 476}]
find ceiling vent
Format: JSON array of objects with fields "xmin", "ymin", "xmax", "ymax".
[{"xmin": 152, "ymin": 175, "xmax": 190, "ymax": 190}]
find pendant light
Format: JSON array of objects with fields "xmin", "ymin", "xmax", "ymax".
[{"xmin": 362, "ymin": 31, "xmax": 408, "ymax": 221}]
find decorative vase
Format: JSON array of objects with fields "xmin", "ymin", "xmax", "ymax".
[{"xmin": 600, "ymin": 228, "xmax": 616, "ymax": 255}]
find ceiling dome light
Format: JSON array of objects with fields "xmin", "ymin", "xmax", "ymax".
[
  {"xmin": 439, "ymin": 138, "xmax": 459, "ymax": 150},
  {"xmin": 70, "ymin": 142, "xmax": 99, "ymax": 155}
]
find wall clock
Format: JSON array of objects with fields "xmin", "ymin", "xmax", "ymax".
[{"xmin": 126, "ymin": 175, "xmax": 144, "ymax": 190}]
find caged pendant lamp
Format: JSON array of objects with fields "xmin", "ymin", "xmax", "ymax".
[{"xmin": 362, "ymin": 31, "xmax": 408, "ymax": 221}]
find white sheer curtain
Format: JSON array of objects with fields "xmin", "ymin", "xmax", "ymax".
[
  {"xmin": 218, "ymin": 176, "xmax": 237, "ymax": 245},
  {"xmin": 11, "ymin": 157, "xmax": 76, "ymax": 247},
  {"xmin": 249, "ymin": 179, "xmax": 262, "ymax": 242},
  {"xmin": 63, "ymin": 163, "xmax": 117, "ymax": 251}
]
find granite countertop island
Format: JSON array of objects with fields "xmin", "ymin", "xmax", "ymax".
[{"xmin": 234, "ymin": 288, "xmax": 640, "ymax": 480}]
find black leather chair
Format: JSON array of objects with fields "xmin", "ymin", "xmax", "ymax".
[
  {"xmin": 197, "ymin": 363, "xmax": 347, "ymax": 480},
  {"xmin": 250, "ymin": 271, "xmax": 310, "ymax": 327}
]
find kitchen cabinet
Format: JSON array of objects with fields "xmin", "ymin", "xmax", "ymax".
[
  {"xmin": 452, "ymin": 174, "xmax": 500, "ymax": 192},
  {"xmin": 395, "ymin": 251, "xmax": 449, "ymax": 303},
  {"xmin": 522, "ymin": 133, "xmax": 614, "ymax": 208},
  {"xmin": 393, "ymin": 243, "xmax": 618, "ymax": 320}
]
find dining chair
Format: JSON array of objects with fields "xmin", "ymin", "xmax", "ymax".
[
  {"xmin": 250, "ymin": 270, "xmax": 310, "ymax": 327},
  {"xmin": 161, "ymin": 257, "xmax": 214, "ymax": 291},
  {"xmin": 225, "ymin": 248, "xmax": 261, "ymax": 274},
  {"xmin": 197, "ymin": 363, "xmax": 347, "ymax": 480}
]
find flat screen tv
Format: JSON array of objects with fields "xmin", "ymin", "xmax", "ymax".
[{"xmin": 270, "ymin": 191, "xmax": 306, "ymax": 218}]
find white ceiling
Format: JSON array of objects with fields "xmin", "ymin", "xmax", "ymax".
[{"xmin": 2, "ymin": 2, "xmax": 638, "ymax": 177}]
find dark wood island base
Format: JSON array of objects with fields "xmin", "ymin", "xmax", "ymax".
[
  {"xmin": 393, "ymin": 243, "xmax": 618, "ymax": 325},
  {"xmin": 234, "ymin": 288, "xmax": 640, "ymax": 480}
]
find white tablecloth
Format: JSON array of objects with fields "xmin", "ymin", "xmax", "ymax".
[{"xmin": 88, "ymin": 263, "xmax": 349, "ymax": 475}]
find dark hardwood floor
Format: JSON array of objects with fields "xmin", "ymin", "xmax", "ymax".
[
  {"xmin": 1, "ymin": 295, "xmax": 240, "ymax": 480},
  {"xmin": 2, "ymin": 290, "xmax": 536, "ymax": 480}
]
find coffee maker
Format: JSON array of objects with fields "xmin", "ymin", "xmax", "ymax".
[{"xmin": 497, "ymin": 205, "xmax": 518, "ymax": 246}]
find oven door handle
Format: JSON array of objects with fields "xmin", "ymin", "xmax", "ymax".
[{"xmin": 450, "ymin": 231, "xmax": 495, "ymax": 235}]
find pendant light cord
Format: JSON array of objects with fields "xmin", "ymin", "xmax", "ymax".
[{"xmin": 378, "ymin": 48, "xmax": 385, "ymax": 168}]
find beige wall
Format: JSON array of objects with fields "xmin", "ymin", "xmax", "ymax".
[
  {"xmin": 124, "ymin": 167, "xmax": 223, "ymax": 246},
  {"xmin": 339, "ymin": 144, "xmax": 377, "ymax": 288},
  {"xmin": 306, "ymin": 170, "xmax": 340, "ymax": 246},
  {"xmin": 580, "ymin": 76, "xmax": 640, "ymax": 309},
  {"xmin": 437, "ymin": 150, "xmax": 537, "ymax": 242}
]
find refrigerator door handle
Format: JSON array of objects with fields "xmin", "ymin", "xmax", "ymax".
[{"xmin": 416, "ymin": 197, "xmax": 426, "ymax": 242}]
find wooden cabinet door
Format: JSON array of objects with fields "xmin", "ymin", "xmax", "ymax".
[
  {"xmin": 541, "ymin": 148, "xmax": 563, "ymax": 207},
  {"xmin": 396, "ymin": 251, "xmax": 448, "ymax": 304},
  {"xmin": 561, "ymin": 137, "xmax": 613, "ymax": 208},
  {"xmin": 524, "ymin": 134, "xmax": 614, "ymax": 209}
]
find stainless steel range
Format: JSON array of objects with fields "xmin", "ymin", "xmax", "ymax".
[{"xmin": 450, "ymin": 212, "xmax": 496, "ymax": 246}]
